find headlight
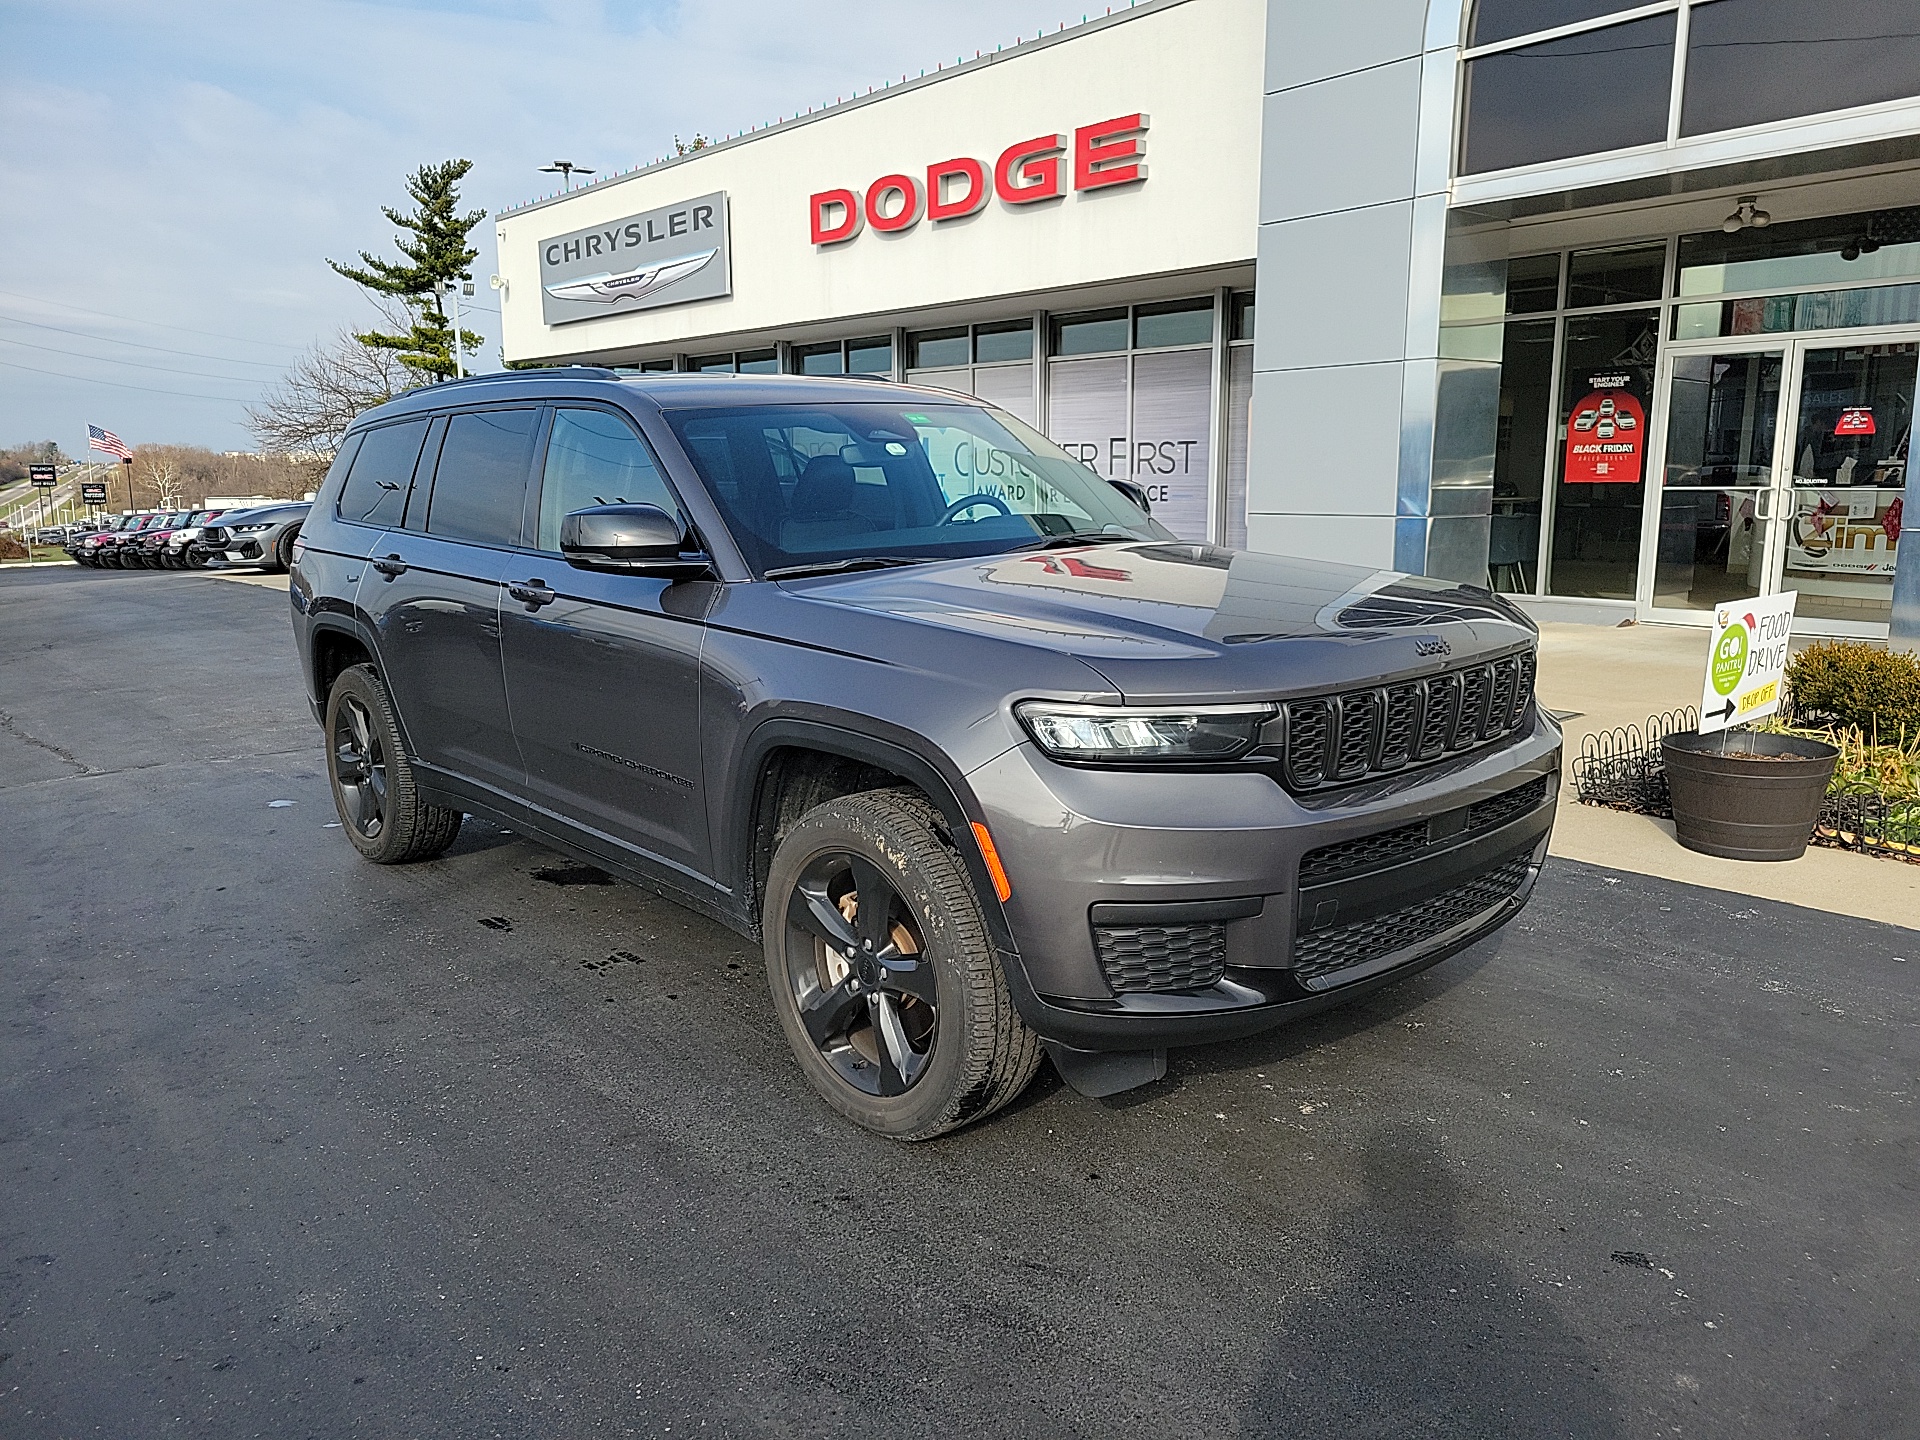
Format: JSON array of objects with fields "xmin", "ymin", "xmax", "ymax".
[
  {"xmin": 235, "ymin": 522, "xmax": 273, "ymax": 533},
  {"xmin": 1015, "ymin": 701, "xmax": 1276, "ymax": 762}
]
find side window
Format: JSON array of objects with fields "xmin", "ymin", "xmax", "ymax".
[
  {"xmin": 335, "ymin": 421, "xmax": 426, "ymax": 527},
  {"xmin": 423, "ymin": 408, "xmax": 540, "ymax": 547},
  {"xmin": 536, "ymin": 408, "xmax": 680, "ymax": 553}
]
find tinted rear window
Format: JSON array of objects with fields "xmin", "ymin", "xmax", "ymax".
[
  {"xmin": 336, "ymin": 423, "xmax": 424, "ymax": 527},
  {"xmin": 424, "ymin": 409, "xmax": 540, "ymax": 547}
]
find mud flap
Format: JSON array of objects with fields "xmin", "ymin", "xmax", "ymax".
[{"xmin": 1043, "ymin": 1041, "xmax": 1168, "ymax": 1098}]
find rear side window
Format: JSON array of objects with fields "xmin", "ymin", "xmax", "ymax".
[
  {"xmin": 535, "ymin": 409, "xmax": 680, "ymax": 553},
  {"xmin": 336, "ymin": 422, "xmax": 426, "ymax": 527},
  {"xmin": 424, "ymin": 408, "xmax": 539, "ymax": 547}
]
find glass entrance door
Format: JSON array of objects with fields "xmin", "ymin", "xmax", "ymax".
[
  {"xmin": 1777, "ymin": 341, "xmax": 1915, "ymax": 630},
  {"xmin": 1644, "ymin": 333, "xmax": 1917, "ymax": 632},
  {"xmin": 1648, "ymin": 346, "xmax": 1787, "ymax": 617}
]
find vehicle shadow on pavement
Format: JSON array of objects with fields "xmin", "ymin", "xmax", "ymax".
[
  {"xmin": 1100, "ymin": 938, "xmax": 1507, "ymax": 1106},
  {"xmin": 1234, "ymin": 1118, "xmax": 1626, "ymax": 1439}
]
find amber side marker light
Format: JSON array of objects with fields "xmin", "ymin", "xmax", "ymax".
[{"xmin": 971, "ymin": 822, "xmax": 1013, "ymax": 902}]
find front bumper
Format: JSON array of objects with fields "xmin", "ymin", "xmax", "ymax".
[{"xmin": 969, "ymin": 712, "xmax": 1561, "ymax": 1051}]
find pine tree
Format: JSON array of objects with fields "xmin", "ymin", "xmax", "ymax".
[{"xmin": 329, "ymin": 160, "xmax": 487, "ymax": 382}]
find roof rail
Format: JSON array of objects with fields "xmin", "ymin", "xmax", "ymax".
[{"xmin": 399, "ymin": 365, "xmax": 620, "ymax": 397}]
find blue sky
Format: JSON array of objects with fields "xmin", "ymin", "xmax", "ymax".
[{"xmin": 0, "ymin": 0, "xmax": 1093, "ymax": 453}]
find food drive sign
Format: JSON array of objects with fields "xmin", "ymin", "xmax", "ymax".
[
  {"xmin": 809, "ymin": 114, "xmax": 1149, "ymax": 246},
  {"xmin": 1700, "ymin": 591, "xmax": 1796, "ymax": 734}
]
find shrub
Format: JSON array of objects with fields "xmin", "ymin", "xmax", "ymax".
[
  {"xmin": 1787, "ymin": 640, "xmax": 1920, "ymax": 739},
  {"xmin": 0, "ymin": 532, "xmax": 26, "ymax": 561}
]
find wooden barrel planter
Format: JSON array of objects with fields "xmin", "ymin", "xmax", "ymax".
[{"xmin": 1661, "ymin": 730, "xmax": 1839, "ymax": 862}]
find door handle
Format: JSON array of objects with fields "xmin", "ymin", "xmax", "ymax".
[
  {"xmin": 507, "ymin": 579, "xmax": 557, "ymax": 611},
  {"xmin": 372, "ymin": 554, "xmax": 408, "ymax": 579}
]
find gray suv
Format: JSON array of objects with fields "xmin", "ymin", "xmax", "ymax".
[{"xmin": 292, "ymin": 370, "xmax": 1559, "ymax": 1139}]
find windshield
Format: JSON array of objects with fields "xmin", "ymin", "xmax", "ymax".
[{"xmin": 663, "ymin": 401, "xmax": 1169, "ymax": 576}]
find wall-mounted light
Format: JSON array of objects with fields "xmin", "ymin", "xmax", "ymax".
[
  {"xmin": 490, "ymin": 275, "xmax": 508, "ymax": 295},
  {"xmin": 1721, "ymin": 196, "xmax": 1771, "ymax": 234}
]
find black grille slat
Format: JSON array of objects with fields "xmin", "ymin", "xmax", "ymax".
[
  {"xmin": 1285, "ymin": 700, "xmax": 1331, "ymax": 789},
  {"xmin": 1488, "ymin": 660, "xmax": 1517, "ymax": 736},
  {"xmin": 1094, "ymin": 923, "xmax": 1228, "ymax": 994},
  {"xmin": 1299, "ymin": 820, "xmax": 1429, "ymax": 882},
  {"xmin": 1453, "ymin": 667, "xmax": 1491, "ymax": 748},
  {"xmin": 1333, "ymin": 692, "xmax": 1378, "ymax": 779},
  {"xmin": 1292, "ymin": 856, "xmax": 1532, "ymax": 985},
  {"xmin": 1510, "ymin": 651, "xmax": 1537, "ymax": 728},
  {"xmin": 1379, "ymin": 684, "xmax": 1420, "ymax": 769},
  {"xmin": 1416, "ymin": 675, "xmax": 1458, "ymax": 760}
]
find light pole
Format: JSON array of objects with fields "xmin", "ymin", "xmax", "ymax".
[
  {"xmin": 539, "ymin": 160, "xmax": 594, "ymax": 192},
  {"xmin": 439, "ymin": 279, "xmax": 476, "ymax": 379}
]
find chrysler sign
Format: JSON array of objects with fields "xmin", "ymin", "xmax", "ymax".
[{"xmin": 539, "ymin": 191, "xmax": 731, "ymax": 326}]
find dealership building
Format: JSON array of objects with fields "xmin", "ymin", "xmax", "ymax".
[{"xmin": 496, "ymin": 0, "xmax": 1920, "ymax": 638}]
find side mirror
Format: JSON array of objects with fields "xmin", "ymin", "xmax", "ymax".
[
  {"xmin": 560, "ymin": 504, "xmax": 710, "ymax": 577},
  {"xmin": 1108, "ymin": 477, "xmax": 1153, "ymax": 515}
]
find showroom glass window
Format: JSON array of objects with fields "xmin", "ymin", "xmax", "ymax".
[
  {"xmin": 1461, "ymin": 1, "xmax": 1920, "ymax": 176},
  {"xmin": 1488, "ymin": 242, "xmax": 1670, "ymax": 600}
]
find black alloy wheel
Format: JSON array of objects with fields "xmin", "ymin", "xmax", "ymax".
[
  {"xmin": 331, "ymin": 691, "xmax": 389, "ymax": 841},
  {"xmin": 323, "ymin": 664, "xmax": 463, "ymax": 864},
  {"xmin": 781, "ymin": 849, "xmax": 938, "ymax": 1097},
  {"xmin": 762, "ymin": 789, "xmax": 1042, "ymax": 1139},
  {"xmin": 271, "ymin": 528, "xmax": 297, "ymax": 572}
]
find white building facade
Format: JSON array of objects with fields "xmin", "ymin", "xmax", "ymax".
[{"xmin": 496, "ymin": 0, "xmax": 1920, "ymax": 638}]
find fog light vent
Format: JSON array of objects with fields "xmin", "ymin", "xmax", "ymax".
[{"xmin": 1093, "ymin": 923, "xmax": 1228, "ymax": 994}]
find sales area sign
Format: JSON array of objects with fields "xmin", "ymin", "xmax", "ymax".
[
  {"xmin": 80, "ymin": 481, "xmax": 109, "ymax": 505},
  {"xmin": 1700, "ymin": 591, "xmax": 1796, "ymax": 734},
  {"xmin": 1563, "ymin": 375, "xmax": 1646, "ymax": 484},
  {"xmin": 28, "ymin": 464, "xmax": 56, "ymax": 487}
]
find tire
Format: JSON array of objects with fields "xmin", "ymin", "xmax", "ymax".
[
  {"xmin": 266, "ymin": 528, "xmax": 298, "ymax": 573},
  {"xmin": 763, "ymin": 788, "xmax": 1042, "ymax": 1140},
  {"xmin": 324, "ymin": 663, "xmax": 463, "ymax": 864}
]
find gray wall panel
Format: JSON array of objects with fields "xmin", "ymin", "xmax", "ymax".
[
  {"xmin": 1247, "ymin": 362, "xmax": 1404, "ymax": 516},
  {"xmin": 1254, "ymin": 202, "xmax": 1415, "ymax": 371},
  {"xmin": 1263, "ymin": 0, "xmax": 1429, "ymax": 97},
  {"xmin": 1259, "ymin": 59, "xmax": 1423, "ymax": 223}
]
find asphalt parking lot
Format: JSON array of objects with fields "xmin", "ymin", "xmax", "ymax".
[{"xmin": 3, "ymin": 564, "xmax": 1916, "ymax": 1440}]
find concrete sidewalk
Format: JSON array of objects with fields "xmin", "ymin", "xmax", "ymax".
[{"xmin": 1535, "ymin": 620, "xmax": 1920, "ymax": 929}]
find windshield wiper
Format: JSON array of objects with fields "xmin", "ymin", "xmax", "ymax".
[
  {"xmin": 1006, "ymin": 530, "xmax": 1137, "ymax": 553},
  {"xmin": 763, "ymin": 555, "xmax": 932, "ymax": 580}
]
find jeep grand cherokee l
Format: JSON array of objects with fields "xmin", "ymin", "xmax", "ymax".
[{"xmin": 292, "ymin": 370, "xmax": 1559, "ymax": 1139}]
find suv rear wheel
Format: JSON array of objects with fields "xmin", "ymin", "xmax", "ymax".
[
  {"xmin": 763, "ymin": 789, "xmax": 1042, "ymax": 1140},
  {"xmin": 325, "ymin": 663, "xmax": 463, "ymax": 864}
]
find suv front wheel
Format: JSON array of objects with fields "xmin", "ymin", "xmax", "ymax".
[
  {"xmin": 325, "ymin": 663, "xmax": 463, "ymax": 864},
  {"xmin": 763, "ymin": 789, "xmax": 1042, "ymax": 1140}
]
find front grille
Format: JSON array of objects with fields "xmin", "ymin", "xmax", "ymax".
[
  {"xmin": 201, "ymin": 527, "xmax": 229, "ymax": 544},
  {"xmin": 1466, "ymin": 775, "xmax": 1550, "ymax": 833},
  {"xmin": 1275, "ymin": 650, "xmax": 1536, "ymax": 793},
  {"xmin": 1298, "ymin": 820, "xmax": 1429, "ymax": 882},
  {"xmin": 1094, "ymin": 922, "xmax": 1228, "ymax": 994},
  {"xmin": 1292, "ymin": 856, "xmax": 1532, "ymax": 986},
  {"xmin": 1298, "ymin": 775, "xmax": 1552, "ymax": 885}
]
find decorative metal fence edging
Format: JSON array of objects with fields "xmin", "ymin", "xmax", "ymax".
[
  {"xmin": 1569, "ymin": 705, "xmax": 1920, "ymax": 864},
  {"xmin": 1569, "ymin": 708, "xmax": 1699, "ymax": 818}
]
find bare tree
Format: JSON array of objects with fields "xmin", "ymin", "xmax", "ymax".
[
  {"xmin": 143, "ymin": 455, "xmax": 184, "ymax": 509},
  {"xmin": 246, "ymin": 311, "xmax": 415, "ymax": 459}
]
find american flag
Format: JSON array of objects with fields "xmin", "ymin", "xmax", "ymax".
[{"xmin": 87, "ymin": 424, "xmax": 132, "ymax": 461}]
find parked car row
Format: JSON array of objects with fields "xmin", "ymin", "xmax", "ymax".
[{"xmin": 64, "ymin": 502, "xmax": 310, "ymax": 571}]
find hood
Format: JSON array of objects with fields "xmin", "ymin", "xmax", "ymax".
[{"xmin": 782, "ymin": 542, "xmax": 1536, "ymax": 702}]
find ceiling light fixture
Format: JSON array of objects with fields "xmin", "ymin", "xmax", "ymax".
[{"xmin": 1722, "ymin": 195, "xmax": 1772, "ymax": 233}]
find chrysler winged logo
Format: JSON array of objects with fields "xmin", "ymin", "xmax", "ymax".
[{"xmin": 544, "ymin": 248, "xmax": 719, "ymax": 306}]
